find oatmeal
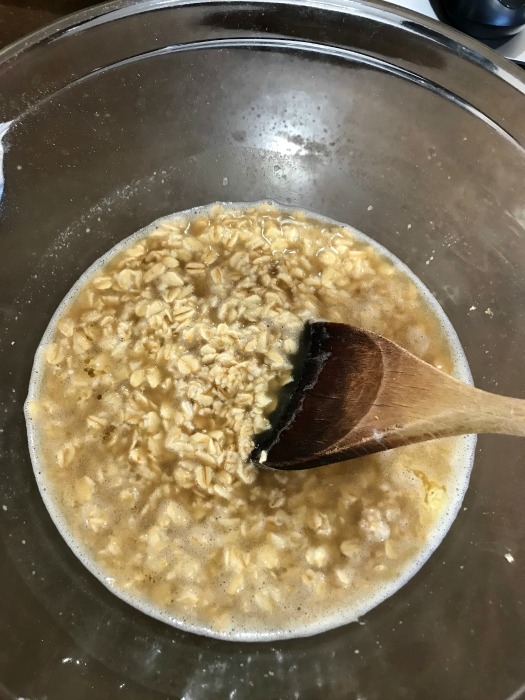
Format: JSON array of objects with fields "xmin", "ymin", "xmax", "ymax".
[{"xmin": 25, "ymin": 203, "xmax": 474, "ymax": 640}]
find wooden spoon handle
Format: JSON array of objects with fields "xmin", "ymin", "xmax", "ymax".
[
  {"xmin": 362, "ymin": 335, "xmax": 525, "ymax": 448},
  {"xmin": 451, "ymin": 385, "xmax": 525, "ymax": 437}
]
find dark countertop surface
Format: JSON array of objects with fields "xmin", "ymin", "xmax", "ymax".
[{"xmin": 0, "ymin": 0, "xmax": 94, "ymax": 48}]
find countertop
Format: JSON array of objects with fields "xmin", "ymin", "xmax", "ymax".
[{"xmin": 0, "ymin": 0, "xmax": 92, "ymax": 48}]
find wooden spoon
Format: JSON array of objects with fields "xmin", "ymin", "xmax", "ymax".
[{"xmin": 250, "ymin": 321, "xmax": 525, "ymax": 470}]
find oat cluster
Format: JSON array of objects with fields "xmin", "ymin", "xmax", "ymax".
[{"xmin": 30, "ymin": 204, "xmax": 452, "ymax": 635}]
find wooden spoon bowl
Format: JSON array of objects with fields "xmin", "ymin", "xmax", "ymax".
[{"xmin": 251, "ymin": 322, "xmax": 525, "ymax": 470}]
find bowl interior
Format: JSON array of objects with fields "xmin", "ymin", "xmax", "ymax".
[{"xmin": 0, "ymin": 2, "xmax": 524, "ymax": 698}]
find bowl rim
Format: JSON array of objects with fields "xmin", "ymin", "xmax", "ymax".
[{"xmin": 1, "ymin": 0, "xmax": 524, "ymax": 92}]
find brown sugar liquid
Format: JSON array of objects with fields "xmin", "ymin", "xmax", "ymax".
[{"xmin": 25, "ymin": 203, "xmax": 476, "ymax": 641}]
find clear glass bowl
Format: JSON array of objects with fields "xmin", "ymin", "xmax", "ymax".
[{"xmin": 0, "ymin": 1, "xmax": 524, "ymax": 698}]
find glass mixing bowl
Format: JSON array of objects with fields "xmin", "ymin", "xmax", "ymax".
[{"xmin": 0, "ymin": 1, "xmax": 524, "ymax": 698}]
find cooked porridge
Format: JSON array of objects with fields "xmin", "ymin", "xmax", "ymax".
[{"xmin": 26, "ymin": 203, "xmax": 474, "ymax": 640}]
